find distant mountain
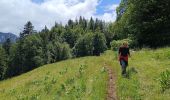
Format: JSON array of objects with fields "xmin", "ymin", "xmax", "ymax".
[{"xmin": 0, "ymin": 32, "xmax": 18, "ymax": 43}]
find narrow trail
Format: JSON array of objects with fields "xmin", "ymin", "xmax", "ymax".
[{"xmin": 105, "ymin": 65, "xmax": 117, "ymax": 100}]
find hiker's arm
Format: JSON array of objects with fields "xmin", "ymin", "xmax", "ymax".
[
  {"xmin": 118, "ymin": 48, "xmax": 121, "ymax": 60},
  {"xmin": 128, "ymin": 48, "xmax": 131, "ymax": 57}
]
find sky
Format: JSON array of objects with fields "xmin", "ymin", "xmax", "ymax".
[{"xmin": 0, "ymin": 0, "xmax": 120, "ymax": 35}]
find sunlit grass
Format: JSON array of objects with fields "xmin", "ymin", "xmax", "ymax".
[
  {"xmin": 114, "ymin": 47, "xmax": 170, "ymax": 100},
  {"xmin": 0, "ymin": 56, "xmax": 109, "ymax": 100}
]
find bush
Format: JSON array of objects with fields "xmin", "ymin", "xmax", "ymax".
[
  {"xmin": 110, "ymin": 38, "xmax": 133, "ymax": 51},
  {"xmin": 46, "ymin": 42, "xmax": 71, "ymax": 62},
  {"xmin": 110, "ymin": 40, "xmax": 122, "ymax": 51},
  {"xmin": 153, "ymin": 49, "xmax": 170, "ymax": 60},
  {"xmin": 158, "ymin": 70, "xmax": 170, "ymax": 92},
  {"xmin": 60, "ymin": 42, "xmax": 72, "ymax": 60}
]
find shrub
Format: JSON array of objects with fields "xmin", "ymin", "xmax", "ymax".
[
  {"xmin": 110, "ymin": 38, "xmax": 133, "ymax": 51},
  {"xmin": 110, "ymin": 40, "xmax": 122, "ymax": 51},
  {"xmin": 60, "ymin": 42, "xmax": 72, "ymax": 60},
  {"xmin": 158, "ymin": 70, "xmax": 170, "ymax": 92}
]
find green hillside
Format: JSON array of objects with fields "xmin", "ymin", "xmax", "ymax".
[
  {"xmin": 0, "ymin": 51, "xmax": 112, "ymax": 100},
  {"xmin": 0, "ymin": 48, "xmax": 170, "ymax": 100}
]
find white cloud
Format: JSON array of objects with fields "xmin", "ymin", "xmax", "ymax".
[
  {"xmin": 0, "ymin": 0, "xmax": 118, "ymax": 35},
  {"xmin": 104, "ymin": 4, "xmax": 118, "ymax": 12},
  {"xmin": 93, "ymin": 4, "xmax": 118, "ymax": 22},
  {"xmin": 96, "ymin": 13, "xmax": 117, "ymax": 22}
]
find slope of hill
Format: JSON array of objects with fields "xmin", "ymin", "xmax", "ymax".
[
  {"xmin": 115, "ymin": 48, "xmax": 170, "ymax": 100},
  {"xmin": 0, "ymin": 48, "xmax": 170, "ymax": 100},
  {"xmin": 0, "ymin": 51, "xmax": 113, "ymax": 100},
  {"xmin": 0, "ymin": 32, "xmax": 18, "ymax": 43}
]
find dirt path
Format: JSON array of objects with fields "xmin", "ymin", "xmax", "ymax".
[{"xmin": 105, "ymin": 65, "xmax": 117, "ymax": 100}]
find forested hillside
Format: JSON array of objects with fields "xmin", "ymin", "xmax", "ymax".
[{"xmin": 0, "ymin": 17, "xmax": 111, "ymax": 80}]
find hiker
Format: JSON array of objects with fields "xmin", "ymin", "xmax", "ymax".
[{"xmin": 118, "ymin": 42, "xmax": 130, "ymax": 76}]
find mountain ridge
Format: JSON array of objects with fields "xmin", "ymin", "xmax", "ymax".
[{"xmin": 0, "ymin": 32, "xmax": 18, "ymax": 43}]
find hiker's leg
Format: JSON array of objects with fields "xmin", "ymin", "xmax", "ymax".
[
  {"xmin": 120, "ymin": 60, "xmax": 126, "ymax": 75},
  {"xmin": 124, "ymin": 61, "xmax": 128, "ymax": 74}
]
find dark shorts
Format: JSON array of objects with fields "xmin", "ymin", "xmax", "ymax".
[
  {"xmin": 120, "ymin": 60, "xmax": 128, "ymax": 75},
  {"xmin": 120, "ymin": 60, "xmax": 128, "ymax": 67}
]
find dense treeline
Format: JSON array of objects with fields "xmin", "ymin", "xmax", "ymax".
[
  {"xmin": 0, "ymin": 17, "xmax": 112, "ymax": 80},
  {"xmin": 112, "ymin": 0, "xmax": 170, "ymax": 47}
]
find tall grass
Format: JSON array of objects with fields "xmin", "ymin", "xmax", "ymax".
[{"xmin": 0, "ymin": 55, "xmax": 109, "ymax": 100}]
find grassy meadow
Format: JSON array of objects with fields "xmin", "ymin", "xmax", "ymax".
[
  {"xmin": 114, "ymin": 48, "xmax": 170, "ymax": 100},
  {"xmin": 0, "ymin": 48, "xmax": 170, "ymax": 100},
  {"xmin": 0, "ymin": 56, "xmax": 109, "ymax": 100}
]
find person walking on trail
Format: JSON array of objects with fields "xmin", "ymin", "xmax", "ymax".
[{"xmin": 118, "ymin": 42, "xmax": 130, "ymax": 76}]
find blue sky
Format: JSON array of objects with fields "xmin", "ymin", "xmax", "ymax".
[
  {"xmin": 0, "ymin": 0, "xmax": 120, "ymax": 34},
  {"xmin": 96, "ymin": 0, "xmax": 120, "ymax": 15},
  {"xmin": 32, "ymin": 0, "xmax": 44, "ymax": 4}
]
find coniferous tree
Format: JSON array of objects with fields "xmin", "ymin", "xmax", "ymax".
[
  {"xmin": 41, "ymin": 25, "xmax": 49, "ymax": 33},
  {"xmin": 68, "ymin": 19, "xmax": 74, "ymax": 29},
  {"xmin": 3, "ymin": 38, "xmax": 11, "ymax": 55},
  {"xmin": 88, "ymin": 17, "xmax": 95, "ymax": 31},
  {"xmin": 79, "ymin": 16, "xmax": 83, "ymax": 26},
  {"xmin": 0, "ymin": 46, "xmax": 7, "ymax": 80},
  {"xmin": 20, "ymin": 21, "xmax": 35, "ymax": 38},
  {"xmin": 82, "ymin": 17, "xmax": 88, "ymax": 30},
  {"xmin": 6, "ymin": 44, "xmax": 19, "ymax": 77}
]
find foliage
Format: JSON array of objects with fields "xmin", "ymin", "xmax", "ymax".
[
  {"xmin": 73, "ymin": 33, "xmax": 94, "ymax": 57},
  {"xmin": 112, "ymin": 0, "xmax": 170, "ymax": 47},
  {"xmin": 158, "ymin": 70, "xmax": 170, "ymax": 92},
  {"xmin": 20, "ymin": 21, "xmax": 35, "ymax": 38},
  {"xmin": 110, "ymin": 38, "xmax": 132, "ymax": 50},
  {"xmin": 61, "ymin": 29, "xmax": 81, "ymax": 48},
  {"xmin": 93, "ymin": 32, "xmax": 107, "ymax": 56},
  {"xmin": 73, "ymin": 31, "xmax": 107, "ymax": 57},
  {"xmin": 1, "ymin": 17, "xmax": 115, "ymax": 79},
  {"xmin": 0, "ymin": 46, "xmax": 7, "ymax": 80},
  {"xmin": 2, "ymin": 38, "xmax": 11, "ymax": 55}
]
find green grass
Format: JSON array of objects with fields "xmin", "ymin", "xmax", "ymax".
[
  {"xmin": 0, "ymin": 53, "xmax": 111, "ymax": 100},
  {"xmin": 0, "ymin": 48, "xmax": 170, "ymax": 100},
  {"xmin": 114, "ymin": 48, "xmax": 170, "ymax": 100}
]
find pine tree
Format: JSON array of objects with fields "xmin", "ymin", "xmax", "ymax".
[
  {"xmin": 3, "ymin": 38, "xmax": 11, "ymax": 55},
  {"xmin": 79, "ymin": 16, "xmax": 83, "ymax": 25},
  {"xmin": 88, "ymin": 17, "xmax": 95, "ymax": 31},
  {"xmin": 20, "ymin": 21, "xmax": 35, "ymax": 38},
  {"xmin": 0, "ymin": 46, "xmax": 7, "ymax": 80},
  {"xmin": 82, "ymin": 17, "xmax": 88, "ymax": 30},
  {"xmin": 68, "ymin": 19, "xmax": 74, "ymax": 28},
  {"xmin": 41, "ymin": 25, "xmax": 49, "ymax": 33}
]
